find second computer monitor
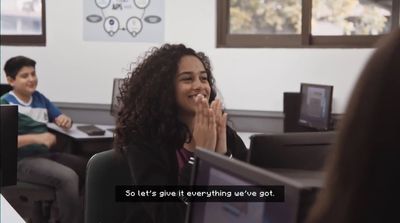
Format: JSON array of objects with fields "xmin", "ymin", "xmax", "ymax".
[
  {"xmin": 298, "ymin": 83, "xmax": 333, "ymax": 131},
  {"xmin": 110, "ymin": 78, "xmax": 124, "ymax": 117}
]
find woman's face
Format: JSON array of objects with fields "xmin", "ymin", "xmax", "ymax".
[{"xmin": 175, "ymin": 55, "xmax": 211, "ymax": 116}]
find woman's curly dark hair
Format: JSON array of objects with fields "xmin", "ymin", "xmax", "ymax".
[{"xmin": 114, "ymin": 44, "xmax": 217, "ymax": 153}]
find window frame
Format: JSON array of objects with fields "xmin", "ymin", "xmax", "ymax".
[
  {"xmin": 217, "ymin": 0, "xmax": 400, "ymax": 48},
  {"xmin": 1, "ymin": 0, "xmax": 47, "ymax": 46}
]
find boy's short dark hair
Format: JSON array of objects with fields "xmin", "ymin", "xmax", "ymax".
[{"xmin": 4, "ymin": 56, "xmax": 36, "ymax": 79}]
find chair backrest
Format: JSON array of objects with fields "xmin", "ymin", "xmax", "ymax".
[
  {"xmin": 248, "ymin": 131, "xmax": 336, "ymax": 171},
  {"xmin": 85, "ymin": 149, "xmax": 132, "ymax": 223},
  {"xmin": 0, "ymin": 83, "xmax": 12, "ymax": 96}
]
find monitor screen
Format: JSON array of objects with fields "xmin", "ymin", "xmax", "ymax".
[
  {"xmin": 298, "ymin": 83, "xmax": 333, "ymax": 131},
  {"xmin": 110, "ymin": 78, "xmax": 124, "ymax": 117},
  {"xmin": 186, "ymin": 149, "xmax": 312, "ymax": 223}
]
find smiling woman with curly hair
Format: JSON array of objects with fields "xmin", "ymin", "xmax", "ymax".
[{"xmin": 114, "ymin": 43, "xmax": 247, "ymax": 223}]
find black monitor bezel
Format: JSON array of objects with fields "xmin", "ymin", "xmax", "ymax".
[
  {"xmin": 0, "ymin": 105, "xmax": 18, "ymax": 186},
  {"xmin": 298, "ymin": 83, "xmax": 333, "ymax": 131}
]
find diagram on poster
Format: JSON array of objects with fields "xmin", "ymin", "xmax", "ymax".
[{"xmin": 84, "ymin": 0, "xmax": 164, "ymax": 42}]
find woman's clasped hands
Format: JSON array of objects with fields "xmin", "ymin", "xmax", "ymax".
[{"xmin": 192, "ymin": 94, "xmax": 227, "ymax": 154}]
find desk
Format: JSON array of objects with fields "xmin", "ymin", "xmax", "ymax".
[
  {"xmin": 48, "ymin": 124, "xmax": 259, "ymax": 157},
  {"xmin": 1, "ymin": 194, "xmax": 25, "ymax": 223},
  {"xmin": 47, "ymin": 123, "xmax": 114, "ymax": 158},
  {"xmin": 47, "ymin": 123, "xmax": 114, "ymax": 139}
]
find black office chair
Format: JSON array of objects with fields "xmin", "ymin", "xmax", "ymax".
[
  {"xmin": 0, "ymin": 83, "xmax": 13, "ymax": 96},
  {"xmin": 248, "ymin": 131, "xmax": 336, "ymax": 171},
  {"xmin": 1, "ymin": 104, "xmax": 56, "ymax": 223},
  {"xmin": 85, "ymin": 149, "xmax": 133, "ymax": 223}
]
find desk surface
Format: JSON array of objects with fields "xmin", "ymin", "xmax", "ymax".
[
  {"xmin": 48, "ymin": 123, "xmax": 258, "ymax": 147},
  {"xmin": 1, "ymin": 194, "xmax": 25, "ymax": 223},
  {"xmin": 47, "ymin": 123, "xmax": 114, "ymax": 140}
]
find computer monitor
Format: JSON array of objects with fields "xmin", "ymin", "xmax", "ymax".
[
  {"xmin": 0, "ymin": 105, "xmax": 18, "ymax": 186},
  {"xmin": 248, "ymin": 132, "xmax": 335, "ymax": 171},
  {"xmin": 185, "ymin": 149, "xmax": 320, "ymax": 223},
  {"xmin": 110, "ymin": 78, "xmax": 124, "ymax": 117},
  {"xmin": 298, "ymin": 83, "xmax": 333, "ymax": 131}
]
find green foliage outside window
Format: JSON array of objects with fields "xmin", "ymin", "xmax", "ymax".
[{"xmin": 230, "ymin": 0, "xmax": 389, "ymax": 35}]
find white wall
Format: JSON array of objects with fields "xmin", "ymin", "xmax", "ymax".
[{"xmin": 0, "ymin": 0, "xmax": 374, "ymax": 113}]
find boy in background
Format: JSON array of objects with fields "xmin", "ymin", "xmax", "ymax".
[{"xmin": 1, "ymin": 56, "xmax": 86, "ymax": 223}]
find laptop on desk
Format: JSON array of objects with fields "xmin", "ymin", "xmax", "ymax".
[{"xmin": 77, "ymin": 125, "xmax": 106, "ymax": 136}]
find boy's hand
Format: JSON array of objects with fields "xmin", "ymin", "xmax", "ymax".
[
  {"xmin": 55, "ymin": 114, "xmax": 72, "ymax": 129},
  {"xmin": 37, "ymin": 132, "xmax": 56, "ymax": 149}
]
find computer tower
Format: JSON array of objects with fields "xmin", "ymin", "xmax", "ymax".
[{"xmin": 283, "ymin": 92, "xmax": 315, "ymax": 132}]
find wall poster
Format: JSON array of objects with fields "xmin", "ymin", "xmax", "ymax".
[{"xmin": 84, "ymin": 0, "xmax": 164, "ymax": 42}]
